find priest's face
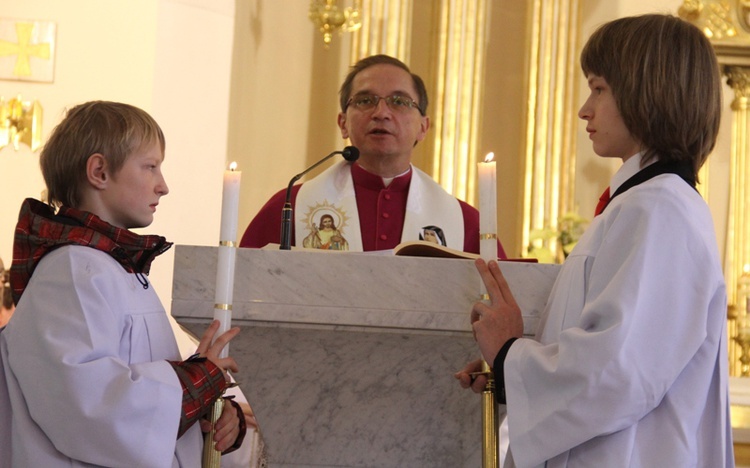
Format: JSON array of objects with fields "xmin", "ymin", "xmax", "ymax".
[
  {"xmin": 337, "ymin": 64, "xmax": 430, "ymax": 173},
  {"xmin": 578, "ymin": 74, "xmax": 641, "ymax": 162}
]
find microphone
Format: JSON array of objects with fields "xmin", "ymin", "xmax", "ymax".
[{"xmin": 280, "ymin": 146, "xmax": 360, "ymax": 250}]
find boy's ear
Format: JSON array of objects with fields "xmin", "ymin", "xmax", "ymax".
[{"xmin": 86, "ymin": 153, "xmax": 109, "ymax": 189}]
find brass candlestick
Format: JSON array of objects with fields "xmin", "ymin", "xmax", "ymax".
[
  {"xmin": 475, "ymin": 291, "xmax": 499, "ymax": 468},
  {"xmin": 202, "ymin": 397, "xmax": 225, "ymax": 466},
  {"xmin": 479, "ymin": 360, "xmax": 498, "ymax": 468},
  {"xmin": 476, "ymin": 271, "xmax": 499, "ymax": 468}
]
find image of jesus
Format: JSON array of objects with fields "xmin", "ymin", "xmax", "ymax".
[{"xmin": 302, "ymin": 214, "xmax": 349, "ymax": 250}]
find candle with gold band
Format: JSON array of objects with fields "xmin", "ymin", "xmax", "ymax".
[
  {"xmin": 478, "ymin": 152, "xmax": 498, "ymax": 300},
  {"xmin": 478, "ymin": 152, "xmax": 498, "ymax": 263},
  {"xmin": 214, "ymin": 162, "xmax": 241, "ymax": 356},
  {"xmin": 477, "ymin": 152, "xmax": 499, "ymax": 468},
  {"xmin": 204, "ymin": 162, "xmax": 241, "ymax": 466}
]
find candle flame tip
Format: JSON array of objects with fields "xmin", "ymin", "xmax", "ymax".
[
  {"xmin": 229, "ymin": 161, "xmax": 238, "ymax": 171},
  {"xmin": 484, "ymin": 152, "xmax": 495, "ymax": 163}
]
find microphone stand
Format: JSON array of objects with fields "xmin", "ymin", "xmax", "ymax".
[{"xmin": 279, "ymin": 146, "xmax": 359, "ymax": 250}]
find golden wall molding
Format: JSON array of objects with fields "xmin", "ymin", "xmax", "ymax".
[
  {"xmin": 725, "ymin": 64, "xmax": 750, "ymax": 376},
  {"xmin": 521, "ymin": 0, "xmax": 581, "ymax": 258},
  {"xmin": 349, "ymin": 0, "xmax": 412, "ymax": 62},
  {"xmin": 681, "ymin": 0, "xmax": 750, "ymax": 377},
  {"xmin": 430, "ymin": 0, "xmax": 490, "ymax": 204}
]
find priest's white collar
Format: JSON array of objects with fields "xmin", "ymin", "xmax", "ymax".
[{"xmin": 381, "ymin": 166, "xmax": 412, "ymax": 187}]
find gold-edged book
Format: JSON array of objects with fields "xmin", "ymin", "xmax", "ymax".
[
  {"xmin": 262, "ymin": 240, "xmax": 537, "ymax": 262},
  {"xmin": 393, "ymin": 240, "xmax": 537, "ymax": 262}
]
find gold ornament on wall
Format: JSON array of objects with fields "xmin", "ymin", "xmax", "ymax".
[
  {"xmin": 0, "ymin": 19, "xmax": 56, "ymax": 82},
  {"xmin": 309, "ymin": 0, "xmax": 362, "ymax": 47},
  {"xmin": 0, "ymin": 95, "xmax": 43, "ymax": 152}
]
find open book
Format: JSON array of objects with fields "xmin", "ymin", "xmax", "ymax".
[
  {"xmin": 261, "ymin": 240, "xmax": 537, "ymax": 262},
  {"xmin": 393, "ymin": 240, "xmax": 537, "ymax": 262},
  {"xmin": 392, "ymin": 240, "xmax": 480, "ymax": 259}
]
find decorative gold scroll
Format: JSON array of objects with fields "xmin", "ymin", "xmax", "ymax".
[{"xmin": 0, "ymin": 95, "xmax": 43, "ymax": 152}]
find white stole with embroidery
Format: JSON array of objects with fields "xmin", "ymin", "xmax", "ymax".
[{"xmin": 295, "ymin": 161, "xmax": 464, "ymax": 251}]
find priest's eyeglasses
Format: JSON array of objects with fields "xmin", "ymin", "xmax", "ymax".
[{"xmin": 346, "ymin": 94, "xmax": 421, "ymax": 115}]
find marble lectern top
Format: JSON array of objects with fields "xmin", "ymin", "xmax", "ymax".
[{"xmin": 171, "ymin": 245, "xmax": 560, "ymax": 467}]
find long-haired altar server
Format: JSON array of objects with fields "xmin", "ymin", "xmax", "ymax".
[{"xmin": 457, "ymin": 14, "xmax": 733, "ymax": 467}]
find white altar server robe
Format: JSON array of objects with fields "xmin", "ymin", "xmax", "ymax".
[
  {"xmin": 0, "ymin": 246, "xmax": 202, "ymax": 467},
  {"xmin": 504, "ymin": 171, "xmax": 732, "ymax": 467}
]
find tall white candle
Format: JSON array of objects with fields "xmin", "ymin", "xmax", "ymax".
[
  {"xmin": 478, "ymin": 152, "xmax": 498, "ymax": 262},
  {"xmin": 214, "ymin": 162, "xmax": 241, "ymax": 358},
  {"xmin": 478, "ymin": 153, "xmax": 497, "ymax": 301},
  {"xmin": 220, "ymin": 162, "xmax": 241, "ymax": 243}
]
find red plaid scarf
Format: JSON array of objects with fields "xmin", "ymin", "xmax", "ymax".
[{"xmin": 10, "ymin": 198, "xmax": 172, "ymax": 303}]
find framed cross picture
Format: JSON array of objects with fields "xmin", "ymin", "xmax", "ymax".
[{"xmin": 0, "ymin": 19, "xmax": 56, "ymax": 83}]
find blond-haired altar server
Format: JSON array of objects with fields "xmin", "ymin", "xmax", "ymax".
[{"xmin": 0, "ymin": 101, "xmax": 245, "ymax": 467}]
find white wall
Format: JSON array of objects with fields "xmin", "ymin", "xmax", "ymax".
[
  {"xmin": 147, "ymin": 0, "xmax": 235, "ymax": 301},
  {"xmin": 0, "ymin": 0, "xmax": 159, "ymax": 269},
  {"xmin": 0, "ymin": 0, "xmax": 235, "ymax": 306}
]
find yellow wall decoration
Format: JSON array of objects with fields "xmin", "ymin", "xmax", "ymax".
[
  {"xmin": 0, "ymin": 19, "xmax": 56, "ymax": 82},
  {"xmin": 0, "ymin": 95, "xmax": 43, "ymax": 152}
]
